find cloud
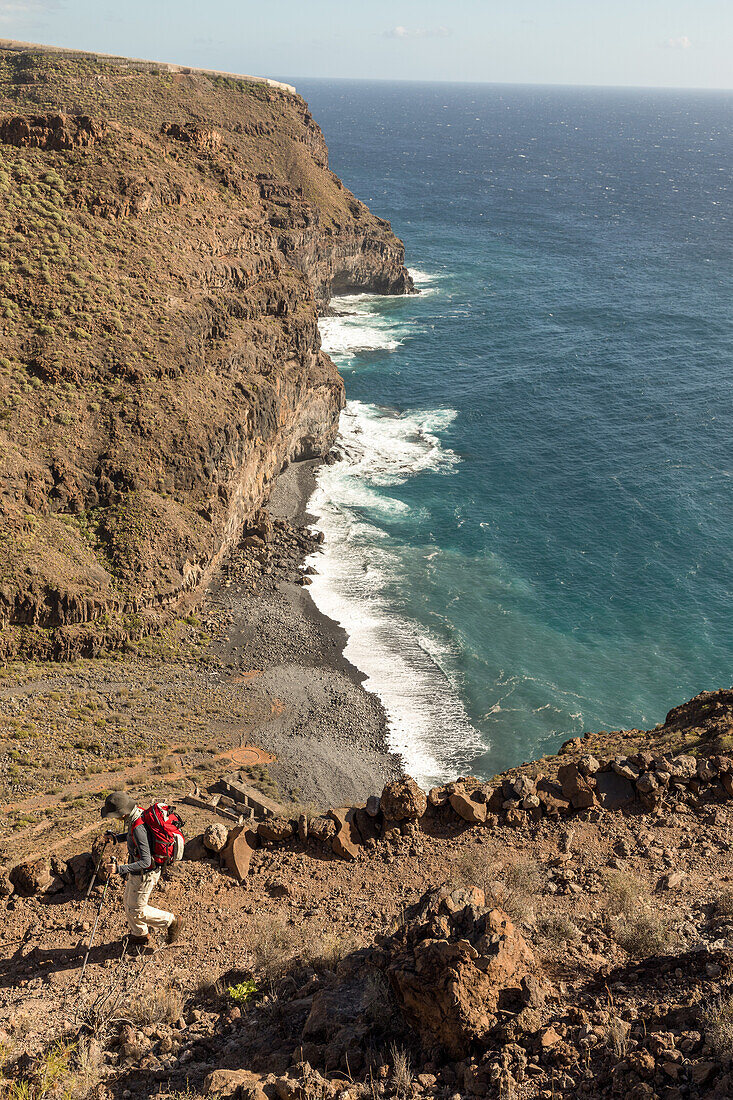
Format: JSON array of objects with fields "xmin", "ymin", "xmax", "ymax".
[
  {"xmin": 666, "ymin": 35, "xmax": 692, "ymax": 49},
  {"xmin": 383, "ymin": 26, "xmax": 452, "ymax": 40},
  {"xmin": 0, "ymin": 0, "xmax": 60, "ymax": 22}
]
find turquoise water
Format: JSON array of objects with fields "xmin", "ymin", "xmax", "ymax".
[{"xmin": 297, "ymin": 80, "xmax": 733, "ymax": 785}]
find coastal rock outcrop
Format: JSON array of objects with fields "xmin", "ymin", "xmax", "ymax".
[{"xmin": 375, "ymin": 886, "xmax": 537, "ymax": 1058}]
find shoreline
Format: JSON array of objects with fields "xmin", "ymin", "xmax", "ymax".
[{"xmin": 202, "ymin": 457, "xmax": 403, "ymax": 807}]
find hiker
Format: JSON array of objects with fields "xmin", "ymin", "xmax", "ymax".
[{"xmin": 100, "ymin": 791, "xmax": 184, "ymax": 951}]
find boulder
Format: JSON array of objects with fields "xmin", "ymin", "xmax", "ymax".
[
  {"xmin": 578, "ymin": 754, "xmax": 601, "ymax": 776},
  {"xmin": 595, "ymin": 770, "xmax": 636, "ymax": 810},
  {"xmin": 636, "ymin": 772, "xmax": 659, "ymax": 795},
  {"xmin": 557, "ymin": 764, "xmax": 597, "ymax": 810},
  {"xmin": 67, "ymin": 851, "xmax": 95, "ymax": 891},
  {"xmin": 521, "ymin": 794, "xmax": 542, "ymax": 821},
  {"xmin": 203, "ymin": 823, "xmax": 230, "ymax": 854},
  {"xmin": 258, "ymin": 817, "xmax": 294, "ymax": 844},
  {"xmin": 449, "ymin": 786, "xmax": 488, "ymax": 825},
  {"xmin": 354, "ymin": 806, "xmax": 380, "ymax": 844},
  {"xmin": 203, "ymin": 1068, "xmax": 267, "ymax": 1098},
  {"xmin": 537, "ymin": 783, "xmax": 571, "ymax": 818},
  {"xmin": 377, "ymin": 886, "xmax": 537, "ymax": 1058},
  {"xmin": 697, "ymin": 758, "xmax": 718, "ymax": 782},
  {"xmin": 222, "ymin": 826, "xmax": 258, "ymax": 881},
  {"xmin": 9, "ymin": 859, "xmax": 52, "ymax": 896},
  {"xmin": 303, "ymin": 973, "xmax": 371, "ymax": 1044},
  {"xmin": 308, "ymin": 816, "xmax": 337, "ymax": 846},
  {"xmin": 667, "ymin": 754, "xmax": 699, "ymax": 783},
  {"xmin": 512, "ymin": 775, "xmax": 536, "ymax": 799},
  {"xmin": 428, "ymin": 785, "xmax": 450, "ymax": 808},
  {"xmin": 366, "ymin": 794, "xmax": 381, "ymax": 816},
  {"xmin": 380, "ymin": 777, "xmax": 427, "ymax": 822},
  {"xmin": 610, "ymin": 757, "xmax": 641, "ymax": 782},
  {"xmin": 663, "ymin": 871, "xmax": 686, "ymax": 890},
  {"xmin": 636, "ymin": 772, "xmax": 662, "ymax": 810},
  {"xmin": 183, "ymin": 834, "xmax": 209, "ymax": 861},
  {"xmin": 484, "ymin": 785, "xmax": 505, "ymax": 812},
  {"xmin": 328, "ymin": 808, "xmax": 362, "ymax": 861}
]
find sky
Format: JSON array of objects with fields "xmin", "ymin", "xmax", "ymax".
[{"xmin": 0, "ymin": 0, "xmax": 731, "ymax": 90}]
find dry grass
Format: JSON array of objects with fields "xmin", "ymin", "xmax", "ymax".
[
  {"xmin": 71, "ymin": 1037, "xmax": 104, "ymax": 1098},
  {"xmin": 126, "ymin": 986, "xmax": 184, "ymax": 1026},
  {"xmin": 605, "ymin": 1015, "xmax": 631, "ymax": 1057},
  {"xmin": 700, "ymin": 994, "xmax": 733, "ymax": 1056},
  {"xmin": 449, "ymin": 845, "xmax": 491, "ymax": 894},
  {"xmin": 363, "ymin": 971, "xmax": 390, "ymax": 1024},
  {"xmin": 246, "ymin": 917, "xmax": 357, "ymax": 981},
  {"xmin": 612, "ymin": 911, "xmax": 672, "ymax": 958},
  {"xmin": 192, "ymin": 965, "xmax": 223, "ymax": 999},
  {"xmin": 603, "ymin": 869, "xmax": 646, "ymax": 915},
  {"xmin": 389, "ymin": 1043, "xmax": 412, "ymax": 1099},
  {"xmin": 536, "ymin": 913, "xmax": 580, "ymax": 949},
  {"xmin": 714, "ymin": 890, "xmax": 733, "ymax": 920},
  {"xmin": 449, "ymin": 848, "xmax": 541, "ymax": 925}
]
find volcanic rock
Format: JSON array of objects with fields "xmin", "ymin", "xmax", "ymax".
[
  {"xmin": 308, "ymin": 816, "xmax": 337, "ymax": 846},
  {"xmin": 449, "ymin": 787, "xmax": 488, "ymax": 825},
  {"xmin": 328, "ymin": 808, "xmax": 362, "ymax": 861},
  {"xmin": 222, "ymin": 826, "xmax": 258, "ymax": 881},
  {"xmin": 557, "ymin": 764, "xmax": 597, "ymax": 810},
  {"xmin": 375, "ymin": 885, "xmax": 537, "ymax": 1058},
  {"xmin": 380, "ymin": 777, "xmax": 427, "ymax": 822},
  {"xmin": 258, "ymin": 818, "xmax": 294, "ymax": 844},
  {"xmin": 203, "ymin": 823, "xmax": 230, "ymax": 854},
  {"xmin": 9, "ymin": 859, "xmax": 52, "ymax": 896}
]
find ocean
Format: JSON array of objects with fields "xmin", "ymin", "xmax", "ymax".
[{"xmin": 296, "ymin": 79, "xmax": 733, "ymax": 787}]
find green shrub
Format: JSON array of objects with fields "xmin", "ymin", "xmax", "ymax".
[{"xmin": 227, "ymin": 979, "xmax": 260, "ymax": 1005}]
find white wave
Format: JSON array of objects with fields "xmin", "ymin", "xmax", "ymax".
[
  {"xmin": 319, "ymin": 294, "xmax": 410, "ymax": 363},
  {"xmin": 328, "ymin": 401, "xmax": 459, "ymax": 490},
  {"xmin": 409, "ymin": 268, "xmax": 444, "ymax": 295},
  {"xmin": 305, "ymin": 400, "xmax": 480, "ymax": 787}
]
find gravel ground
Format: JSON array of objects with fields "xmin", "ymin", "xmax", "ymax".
[{"xmin": 202, "ymin": 459, "xmax": 401, "ymax": 807}]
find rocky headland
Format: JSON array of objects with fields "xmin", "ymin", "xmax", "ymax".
[{"xmin": 0, "ymin": 41, "xmax": 412, "ymax": 659}]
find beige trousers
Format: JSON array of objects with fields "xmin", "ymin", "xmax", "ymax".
[{"xmin": 123, "ymin": 868, "xmax": 173, "ymax": 936}]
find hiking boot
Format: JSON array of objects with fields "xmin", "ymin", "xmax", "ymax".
[
  {"xmin": 166, "ymin": 916, "xmax": 185, "ymax": 944},
  {"xmin": 128, "ymin": 934, "xmax": 150, "ymax": 957}
]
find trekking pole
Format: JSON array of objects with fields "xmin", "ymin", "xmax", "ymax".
[{"xmin": 77, "ymin": 866, "xmax": 112, "ymax": 992}]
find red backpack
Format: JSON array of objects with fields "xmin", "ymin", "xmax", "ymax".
[{"xmin": 141, "ymin": 803, "xmax": 185, "ymax": 867}]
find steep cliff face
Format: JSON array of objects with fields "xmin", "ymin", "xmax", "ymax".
[{"xmin": 0, "ymin": 45, "xmax": 413, "ymax": 656}]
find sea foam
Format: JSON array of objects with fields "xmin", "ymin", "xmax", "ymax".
[
  {"xmin": 306, "ymin": 396, "xmax": 483, "ymax": 786},
  {"xmin": 319, "ymin": 294, "xmax": 407, "ymax": 363}
]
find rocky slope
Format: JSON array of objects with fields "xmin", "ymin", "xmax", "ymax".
[
  {"xmin": 3, "ymin": 687, "xmax": 733, "ymax": 1100},
  {"xmin": 0, "ymin": 43, "xmax": 413, "ymax": 658}
]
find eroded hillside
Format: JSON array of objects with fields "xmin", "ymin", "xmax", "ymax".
[{"xmin": 0, "ymin": 44, "xmax": 412, "ymax": 658}]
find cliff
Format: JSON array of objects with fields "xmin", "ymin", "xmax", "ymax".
[{"xmin": 0, "ymin": 44, "xmax": 413, "ymax": 657}]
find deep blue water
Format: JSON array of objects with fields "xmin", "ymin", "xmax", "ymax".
[{"xmin": 296, "ymin": 79, "xmax": 733, "ymax": 784}]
